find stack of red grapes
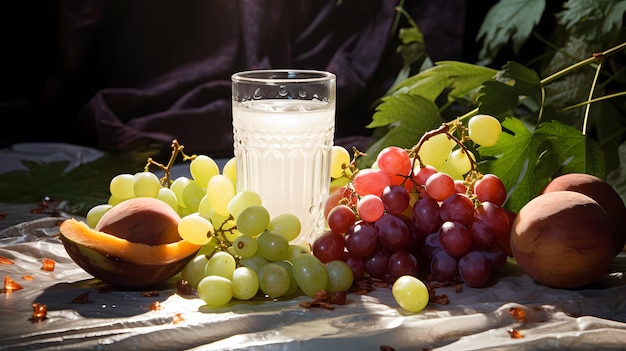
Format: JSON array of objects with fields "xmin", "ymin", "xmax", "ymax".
[{"xmin": 314, "ymin": 146, "xmax": 515, "ymax": 288}]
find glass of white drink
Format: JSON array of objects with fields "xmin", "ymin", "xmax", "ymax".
[{"xmin": 231, "ymin": 69, "xmax": 336, "ymax": 245}]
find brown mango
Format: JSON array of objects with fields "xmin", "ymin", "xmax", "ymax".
[
  {"xmin": 59, "ymin": 198, "xmax": 201, "ymax": 287},
  {"xmin": 510, "ymin": 191, "xmax": 613, "ymax": 289}
]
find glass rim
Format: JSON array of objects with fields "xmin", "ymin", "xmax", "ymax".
[{"xmin": 231, "ymin": 69, "xmax": 336, "ymax": 84}]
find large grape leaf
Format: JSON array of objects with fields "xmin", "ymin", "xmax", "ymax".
[
  {"xmin": 391, "ymin": 61, "xmax": 497, "ymax": 103},
  {"xmin": 476, "ymin": 0, "xmax": 546, "ymax": 62},
  {"xmin": 478, "ymin": 61, "xmax": 541, "ymax": 116},
  {"xmin": 478, "ymin": 118, "xmax": 605, "ymax": 213},
  {"xmin": 557, "ymin": 0, "xmax": 626, "ymax": 40},
  {"xmin": 534, "ymin": 120, "xmax": 605, "ymax": 177},
  {"xmin": 361, "ymin": 94, "xmax": 442, "ymax": 167}
]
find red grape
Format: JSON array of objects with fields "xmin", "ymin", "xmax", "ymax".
[
  {"xmin": 376, "ymin": 146, "xmax": 412, "ymax": 177},
  {"xmin": 364, "ymin": 247, "xmax": 390, "ymax": 279},
  {"xmin": 312, "ymin": 230, "xmax": 346, "ymax": 263},
  {"xmin": 344, "ymin": 253, "xmax": 366, "ymax": 281},
  {"xmin": 353, "ymin": 168, "xmax": 391, "ymax": 197},
  {"xmin": 458, "ymin": 250, "xmax": 491, "ymax": 288},
  {"xmin": 425, "ymin": 172, "xmax": 456, "ymax": 201},
  {"xmin": 381, "ymin": 185, "xmax": 410, "ymax": 214},
  {"xmin": 430, "ymin": 250, "xmax": 459, "ymax": 283},
  {"xmin": 345, "ymin": 221, "xmax": 378, "ymax": 258},
  {"xmin": 474, "ymin": 174, "xmax": 506, "ymax": 206},
  {"xmin": 414, "ymin": 165, "xmax": 438, "ymax": 185},
  {"xmin": 412, "ymin": 197, "xmax": 442, "ymax": 235},
  {"xmin": 438, "ymin": 221, "xmax": 472, "ymax": 257},
  {"xmin": 440, "ymin": 192, "xmax": 475, "ymax": 225},
  {"xmin": 327, "ymin": 204, "xmax": 356, "ymax": 234},
  {"xmin": 375, "ymin": 213, "xmax": 411, "ymax": 252},
  {"xmin": 388, "ymin": 251, "xmax": 419, "ymax": 282},
  {"xmin": 357, "ymin": 194, "xmax": 385, "ymax": 222}
]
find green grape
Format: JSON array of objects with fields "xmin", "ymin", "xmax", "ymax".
[
  {"xmin": 273, "ymin": 260, "xmax": 299, "ymax": 296},
  {"xmin": 292, "ymin": 253, "xmax": 328, "ymax": 296},
  {"xmin": 330, "ymin": 145, "xmax": 351, "ymax": 179},
  {"xmin": 446, "ymin": 148, "xmax": 475, "ymax": 176},
  {"xmin": 109, "ymin": 173, "xmax": 135, "ymax": 200},
  {"xmin": 257, "ymin": 262, "xmax": 290, "ymax": 298},
  {"xmin": 181, "ymin": 254, "xmax": 209, "ymax": 288},
  {"xmin": 196, "ymin": 238, "xmax": 219, "ymax": 257},
  {"xmin": 157, "ymin": 187, "xmax": 179, "ymax": 212},
  {"xmin": 190, "ymin": 154, "xmax": 219, "ymax": 188},
  {"xmin": 436, "ymin": 161, "xmax": 464, "ymax": 181},
  {"xmin": 178, "ymin": 212, "xmax": 214, "ymax": 245},
  {"xmin": 391, "ymin": 275, "xmax": 429, "ymax": 313},
  {"xmin": 324, "ymin": 260, "xmax": 354, "ymax": 293},
  {"xmin": 231, "ymin": 266, "xmax": 259, "ymax": 300},
  {"xmin": 239, "ymin": 254, "xmax": 268, "ymax": 273},
  {"xmin": 133, "ymin": 171, "xmax": 161, "ymax": 198},
  {"xmin": 267, "ymin": 213, "xmax": 301, "ymax": 242},
  {"xmin": 171, "ymin": 176, "xmax": 192, "ymax": 208},
  {"xmin": 468, "ymin": 114, "xmax": 502, "ymax": 146},
  {"xmin": 256, "ymin": 230, "xmax": 289, "ymax": 262},
  {"xmin": 233, "ymin": 235, "xmax": 258, "ymax": 258},
  {"xmin": 330, "ymin": 175, "xmax": 350, "ymax": 190},
  {"xmin": 182, "ymin": 179, "xmax": 206, "ymax": 213},
  {"xmin": 286, "ymin": 244, "xmax": 311, "ymax": 263},
  {"xmin": 86, "ymin": 204, "xmax": 112, "ymax": 228},
  {"xmin": 236, "ymin": 205, "xmax": 270, "ymax": 237},
  {"xmin": 204, "ymin": 251, "xmax": 236, "ymax": 280},
  {"xmin": 177, "ymin": 206, "xmax": 196, "ymax": 218},
  {"xmin": 417, "ymin": 133, "xmax": 455, "ymax": 169},
  {"xmin": 222, "ymin": 157, "xmax": 237, "ymax": 189},
  {"xmin": 227, "ymin": 191, "xmax": 263, "ymax": 220},
  {"xmin": 197, "ymin": 275, "xmax": 232, "ymax": 307},
  {"xmin": 108, "ymin": 195, "xmax": 124, "ymax": 206},
  {"xmin": 207, "ymin": 174, "xmax": 235, "ymax": 217}
]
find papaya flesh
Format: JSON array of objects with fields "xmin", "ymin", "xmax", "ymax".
[{"xmin": 59, "ymin": 218, "xmax": 201, "ymax": 287}]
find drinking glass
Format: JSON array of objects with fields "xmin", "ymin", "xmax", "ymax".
[{"xmin": 232, "ymin": 69, "xmax": 336, "ymax": 245}]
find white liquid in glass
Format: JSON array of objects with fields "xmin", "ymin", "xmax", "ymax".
[{"xmin": 233, "ymin": 99, "xmax": 335, "ymax": 244}]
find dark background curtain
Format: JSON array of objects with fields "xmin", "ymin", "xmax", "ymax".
[{"xmin": 0, "ymin": 0, "xmax": 473, "ymax": 158}]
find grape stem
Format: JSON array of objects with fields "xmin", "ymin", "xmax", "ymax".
[{"xmin": 143, "ymin": 139, "xmax": 197, "ymax": 188}]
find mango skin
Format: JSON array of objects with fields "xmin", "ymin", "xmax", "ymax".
[
  {"xmin": 59, "ymin": 197, "xmax": 201, "ymax": 288},
  {"xmin": 96, "ymin": 197, "xmax": 182, "ymax": 245},
  {"xmin": 60, "ymin": 232, "xmax": 196, "ymax": 287},
  {"xmin": 541, "ymin": 173, "xmax": 626, "ymax": 256},
  {"xmin": 510, "ymin": 191, "xmax": 613, "ymax": 289}
]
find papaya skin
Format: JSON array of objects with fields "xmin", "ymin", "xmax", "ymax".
[
  {"xmin": 59, "ymin": 218, "xmax": 201, "ymax": 287},
  {"xmin": 510, "ymin": 191, "xmax": 614, "ymax": 289},
  {"xmin": 541, "ymin": 173, "xmax": 626, "ymax": 256}
]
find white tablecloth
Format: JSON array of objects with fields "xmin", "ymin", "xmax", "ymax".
[
  {"xmin": 1, "ymin": 143, "xmax": 626, "ymax": 350},
  {"xmin": 1, "ymin": 217, "xmax": 625, "ymax": 351}
]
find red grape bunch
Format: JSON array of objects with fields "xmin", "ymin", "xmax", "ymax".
[{"xmin": 318, "ymin": 114, "xmax": 515, "ymax": 288}]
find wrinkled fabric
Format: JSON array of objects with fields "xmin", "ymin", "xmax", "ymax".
[
  {"xmin": 1, "ymin": 217, "xmax": 626, "ymax": 351},
  {"xmin": 63, "ymin": 0, "xmax": 400, "ymax": 157}
]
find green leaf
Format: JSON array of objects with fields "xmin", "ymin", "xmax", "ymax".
[
  {"xmin": 476, "ymin": 0, "xmax": 546, "ymax": 62},
  {"xmin": 534, "ymin": 120, "xmax": 605, "ymax": 177},
  {"xmin": 478, "ymin": 61, "xmax": 541, "ymax": 116},
  {"xmin": 479, "ymin": 118, "xmax": 606, "ymax": 213},
  {"xmin": 0, "ymin": 148, "xmax": 159, "ymax": 216},
  {"xmin": 477, "ymin": 117, "xmax": 546, "ymax": 213},
  {"xmin": 392, "ymin": 61, "xmax": 497, "ymax": 103},
  {"xmin": 361, "ymin": 94, "xmax": 442, "ymax": 167},
  {"xmin": 557, "ymin": 0, "xmax": 626, "ymax": 40}
]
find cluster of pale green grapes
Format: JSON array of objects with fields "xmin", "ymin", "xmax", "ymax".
[
  {"xmin": 85, "ymin": 155, "xmax": 238, "ymax": 230},
  {"xmin": 85, "ymin": 149, "xmax": 353, "ymax": 308}
]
